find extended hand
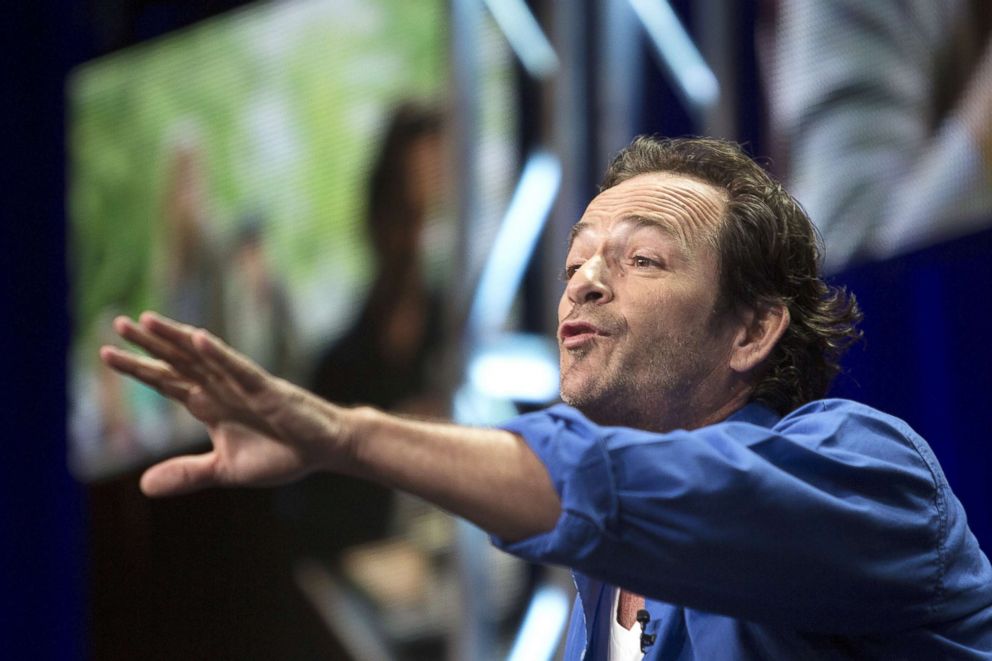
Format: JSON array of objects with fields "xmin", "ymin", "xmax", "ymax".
[
  {"xmin": 100, "ymin": 312, "xmax": 352, "ymax": 496},
  {"xmin": 101, "ymin": 312, "xmax": 560, "ymax": 539}
]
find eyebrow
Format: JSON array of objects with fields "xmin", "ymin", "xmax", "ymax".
[{"xmin": 568, "ymin": 214, "xmax": 689, "ymax": 253}]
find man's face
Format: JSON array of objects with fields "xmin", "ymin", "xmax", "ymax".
[{"xmin": 557, "ymin": 172, "xmax": 739, "ymax": 430}]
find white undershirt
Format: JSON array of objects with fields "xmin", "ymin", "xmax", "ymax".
[{"xmin": 608, "ymin": 587, "xmax": 644, "ymax": 661}]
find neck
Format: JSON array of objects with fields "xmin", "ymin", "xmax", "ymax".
[{"xmin": 580, "ymin": 378, "xmax": 753, "ymax": 433}]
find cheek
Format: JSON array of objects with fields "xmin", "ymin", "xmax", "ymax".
[{"xmin": 626, "ymin": 291, "xmax": 698, "ymax": 337}]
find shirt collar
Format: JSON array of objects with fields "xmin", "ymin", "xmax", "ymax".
[{"xmin": 726, "ymin": 400, "xmax": 781, "ymax": 428}]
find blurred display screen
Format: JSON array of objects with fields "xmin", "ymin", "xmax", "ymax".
[{"xmin": 66, "ymin": 0, "xmax": 467, "ymax": 480}]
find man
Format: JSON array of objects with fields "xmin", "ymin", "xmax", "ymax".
[{"xmin": 102, "ymin": 137, "xmax": 992, "ymax": 658}]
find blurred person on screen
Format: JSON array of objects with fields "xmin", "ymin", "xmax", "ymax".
[
  {"xmin": 222, "ymin": 215, "xmax": 296, "ymax": 378},
  {"xmin": 159, "ymin": 130, "xmax": 227, "ymax": 336},
  {"xmin": 287, "ymin": 104, "xmax": 450, "ymax": 575},
  {"xmin": 762, "ymin": 0, "xmax": 992, "ymax": 272}
]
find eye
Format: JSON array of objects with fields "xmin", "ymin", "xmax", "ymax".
[
  {"xmin": 632, "ymin": 255, "xmax": 661, "ymax": 269},
  {"xmin": 561, "ymin": 263, "xmax": 581, "ymax": 281}
]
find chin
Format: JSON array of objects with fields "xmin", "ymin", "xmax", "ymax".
[
  {"xmin": 558, "ymin": 386, "xmax": 578, "ymax": 407},
  {"xmin": 560, "ymin": 383, "xmax": 612, "ymax": 420},
  {"xmin": 558, "ymin": 382, "xmax": 587, "ymax": 409},
  {"xmin": 558, "ymin": 370, "xmax": 596, "ymax": 406}
]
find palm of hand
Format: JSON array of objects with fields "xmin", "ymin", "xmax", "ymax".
[
  {"xmin": 194, "ymin": 380, "xmax": 340, "ymax": 486},
  {"xmin": 202, "ymin": 419, "xmax": 310, "ymax": 488}
]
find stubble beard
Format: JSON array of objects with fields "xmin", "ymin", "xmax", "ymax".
[{"xmin": 559, "ymin": 330, "xmax": 709, "ymax": 432}]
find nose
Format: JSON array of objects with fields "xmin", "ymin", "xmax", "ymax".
[{"xmin": 566, "ymin": 254, "xmax": 613, "ymax": 305}]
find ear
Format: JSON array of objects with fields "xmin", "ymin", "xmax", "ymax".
[{"xmin": 728, "ymin": 302, "xmax": 790, "ymax": 375}]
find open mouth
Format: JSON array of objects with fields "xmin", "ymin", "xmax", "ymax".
[{"xmin": 559, "ymin": 321, "xmax": 608, "ymax": 349}]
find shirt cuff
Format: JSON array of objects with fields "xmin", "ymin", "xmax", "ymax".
[{"xmin": 491, "ymin": 405, "xmax": 618, "ymax": 564}]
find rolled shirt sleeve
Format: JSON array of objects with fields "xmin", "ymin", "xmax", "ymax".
[{"xmin": 493, "ymin": 399, "xmax": 992, "ymax": 635}]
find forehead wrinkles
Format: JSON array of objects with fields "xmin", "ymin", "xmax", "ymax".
[
  {"xmin": 646, "ymin": 183, "xmax": 725, "ymax": 249},
  {"xmin": 571, "ymin": 175, "xmax": 726, "ymax": 252}
]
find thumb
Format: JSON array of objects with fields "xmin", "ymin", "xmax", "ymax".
[{"xmin": 140, "ymin": 453, "xmax": 219, "ymax": 497}]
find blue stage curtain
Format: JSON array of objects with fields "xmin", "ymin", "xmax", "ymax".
[{"xmin": 830, "ymin": 224, "xmax": 992, "ymax": 552}]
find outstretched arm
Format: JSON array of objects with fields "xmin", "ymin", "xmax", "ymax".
[{"xmin": 100, "ymin": 311, "xmax": 560, "ymax": 541}]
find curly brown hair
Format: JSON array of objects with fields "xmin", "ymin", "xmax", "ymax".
[{"xmin": 600, "ymin": 136, "xmax": 862, "ymax": 414}]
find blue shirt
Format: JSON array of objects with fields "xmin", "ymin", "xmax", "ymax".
[{"xmin": 494, "ymin": 399, "xmax": 992, "ymax": 659}]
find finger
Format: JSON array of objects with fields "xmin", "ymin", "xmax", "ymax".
[
  {"xmin": 140, "ymin": 453, "xmax": 219, "ymax": 497},
  {"xmin": 113, "ymin": 315, "xmax": 212, "ymax": 382},
  {"xmin": 138, "ymin": 312, "xmax": 275, "ymax": 427},
  {"xmin": 139, "ymin": 311, "xmax": 206, "ymax": 354},
  {"xmin": 100, "ymin": 345, "xmax": 194, "ymax": 403},
  {"xmin": 191, "ymin": 329, "xmax": 271, "ymax": 396},
  {"xmin": 138, "ymin": 312, "xmax": 244, "ymax": 390}
]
